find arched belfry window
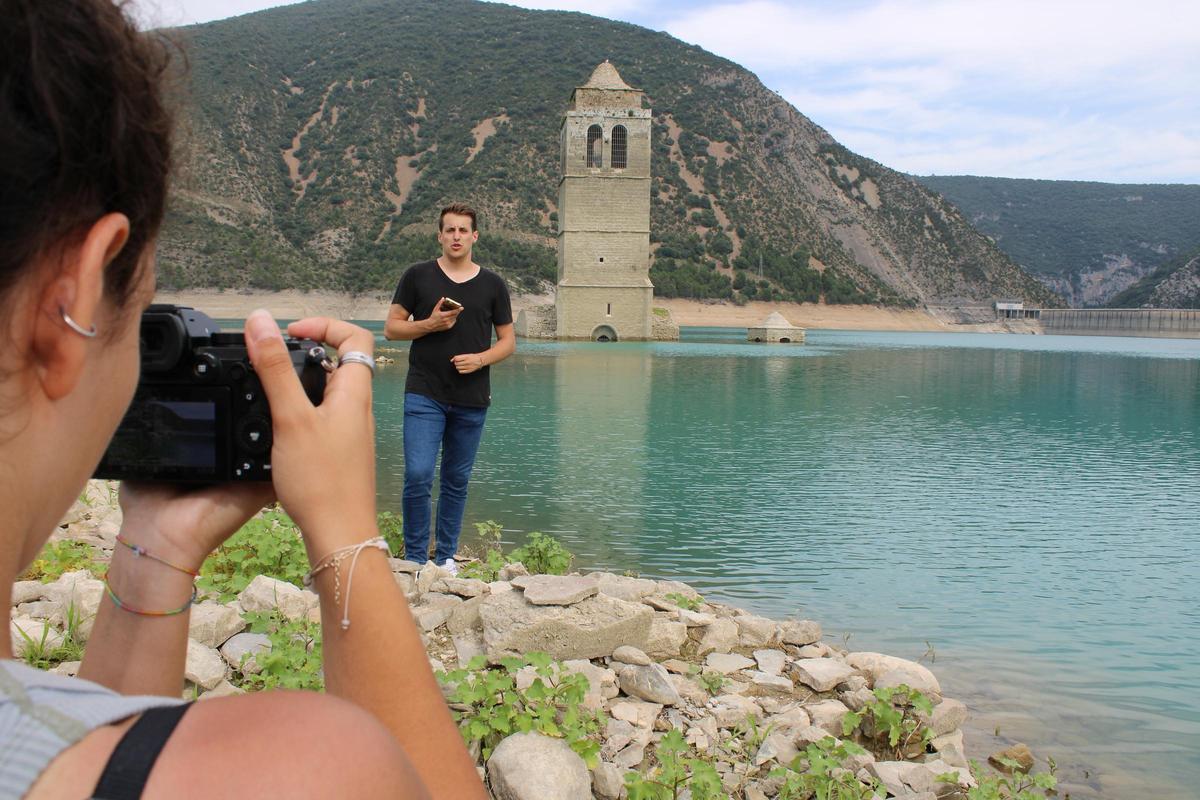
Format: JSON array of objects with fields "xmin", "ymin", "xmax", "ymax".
[
  {"xmin": 611, "ymin": 125, "xmax": 628, "ymax": 169},
  {"xmin": 586, "ymin": 125, "xmax": 603, "ymax": 168}
]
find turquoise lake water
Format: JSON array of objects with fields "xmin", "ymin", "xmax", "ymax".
[{"xmin": 362, "ymin": 325, "xmax": 1198, "ymax": 799}]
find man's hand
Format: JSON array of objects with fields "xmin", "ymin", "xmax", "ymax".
[
  {"xmin": 424, "ymin": 297, "xmax": 462, "ymax": 332},
  {"xmin": 450, "ymin": 352, "xmax": 487, "ymax": 374}
]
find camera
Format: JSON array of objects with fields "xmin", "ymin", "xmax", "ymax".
[{"xmin": 95, "ymin": 305, "xmax": 327, "ymax": 483}]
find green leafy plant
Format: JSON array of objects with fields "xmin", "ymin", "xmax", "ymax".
[
  {"xmin": 841, "ymin": 684, "xmax": 934, "ymax": 760},
  {"xmin": 459, "ymin": 520, "xmax": 507, "ymax": 581},
  {"xmin": 695, "ymin": 668, "xmax": 728, "ymax": 695},
  {"xmin": 664, "ymin": 591, "xmax": 702, "ymax": 611},
  {"xmin": 16, "ymin": 603, "xmax": 87, "ymax": 671},
  {"xmin": 376, "ymin": 510, "xmax": 404, "ymax": 558},
  {"xmin": 198, "ymin": 510, "xmax": 308, "ymax": 601},
  {"xmin": 437, "ymin": 652, "xmax": 605, "ymax": 765},
  {"xmin": 509, "ymin": 531, "xmax": 573, "ymax": 575},
  {"xmin": 771, "ymin": 736, "xmax": 877, "ymax": 800},
  {"xmin": 237, "ymin": 610, "xmax": 324, "ymax": 691},
  {"xmin": 625, "ymin": 729, "xmax": 726, "ymax": 800},
  {"xmin": 19, "ymin": 540, "xmax": 101, "ymax": 583},
  {"xmin": 957, "ymin": 757, "xmax": 1059, "ymax": 800}
]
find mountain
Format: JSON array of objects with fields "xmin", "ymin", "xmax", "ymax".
[
  {"xmin": 1107, "ymin": 247, "xmax": 1200, "ymax": 308},
  {"xmin": 159, "ymin": 0, "xmax": 1057, "ymax": 309},
  {"xmin": 916, "ymin": 176, "xmax": 1200, "ymax": 307}
]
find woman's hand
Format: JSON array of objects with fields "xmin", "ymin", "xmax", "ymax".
[
  {"xmin": 117, "ymin": 482, "xmax": 274, "ymax": 572},
  {"xmin": 244, "ymin": 310, "xmax": 378, "ymax": 557}
]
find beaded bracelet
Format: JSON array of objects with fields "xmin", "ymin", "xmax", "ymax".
[
  {"xmin": 303, "ymin": 536, "xmax": 391, "ymax": 630},
  {"xmin": 115, "ymin": 534, "xmax": 200, "ymax": 577},
  {"xmin": 103, "ymin": 574, "xmax": 198, "ymax": 617}
]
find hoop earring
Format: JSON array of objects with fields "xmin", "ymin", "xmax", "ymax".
[{"xmin": 60, "ymin": 307, "xmax": 98, "ymax": 339}]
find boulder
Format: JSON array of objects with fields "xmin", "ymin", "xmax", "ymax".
[
  {"xmin": 10, "ymin": 618, "xmax": 63, "ymax": 656},
  {"xmin": 416, "ymin": 561, "xmax": 440, "ymax": 594},
  {"xmin": 644, "ymin": 618, "xmax": 687, "ymax": 659},
  {"xmin": 411, "ymin": 595, "xmax": 463, "ymax": 632},
  {"xmin": 697, "ymin": 618, "xmax": 740, "ymax": 655},
  {"xmin": 930, "ymin": 698, "xmax": 968, "ymax": 737},
  {"xmin": 200, "ymin": 679, "xmax": 244, "ymax": 699},
  {"xmin": 189, "ymin": 602, "xmax": 247, "ymax": 649},
  {"xmin": 512, "ymin": 574, "xmax": 599, "ymax": 606},
  {"xmin": 867, "ymin": 761, "xmax": 911, "ymax": 797},
  {"xmin": 707, "ymin": 694, "xmax": 762, "ymax": 728},
  {"xmin": 744, "ymin": 671, "xmax": 794, "ymax": 696},
  {"xmin": 705, "ymin": 652, "xmax": 755, "ymax": 674},
  {"xmin": 876, "ymin": 665, "xmax": 942, "ymax": 699},
  {"xmin": 220, "ymin": 632, "xmax": 271, "ymax": 674},
  {"xmin": 433, "ymin": 577, "xmax": 490, "ymax": 598},
  {"xmin": 805, "ymin": 699, "xmax": 851, "ymax": 734},
  {"xmin": 446, "ymin": 594, "xmax": 486, "ymax": 635},
  {"xmin": 562, "ymin": 659, "xmax": 619, "ymax": 709},
  {"xmin": 609, "ymin": 699, "xmax": 662, "ymax": 729},
  {"xmin": 479, "ymin": 590, "xmax": 652, "ymax": 661},
  {"xmin": 669, "ymin": 674, "xmax": 708, "ymax": 705},
  {"xmin": 677, "ymin": 609, "xmax": 717, "ymax": 627},
  {"xmin": 388, "ymin": 558, "xmax": 421, "ymax": 574},
  {"xmin": 618, "ymin": 663, "xmax": 681, "ymax": 706},
  {"xmin": 988, "ymin": 743, "xmax": 1034, "ymax": 773},
  {"xmin": 185, "ymin": 639, "xmax": 227, "ymax": 690},
  {"xmin": 487, "ymin": 733, "xmax": 591, "ymax": 800},
  {"xmin": 765, "ymin": 706, "xmax": 810, "ymax": 733},
  {"xmin": 734, "ymin": 614, "xmax": 778, "ymax": 647},
  {"xmin": 754, "ymin": 729, "xmax": 800, "ymax": 767},
  {"xmin": 779, "ymin": 619, "xmax": 822, "ymax": 646},
  {"xmin": 591, "ymin": 572, "xmax": 658, "ymax": 602},
  {"xmin": 930, "ymin": 729, "xmax": 968, "ymax": 768},
  {"xmin": 591, "ymin": 761, "xmax": 625, "ymax": 800},
  {"xmin": 791, "ymin": 658, "xmax": 857, "ymax": 692},
  {"xmin": 753, "ymin": 649, "xmax": 787, "ymax": 676},
  {"xmin": 452, "ymin": 632, "xmax": 486, "ymax": 666},
  {"xmin": 612, "ymin": 645, "xmax": 651, "ymax": 666},
  {"xmin": 12, "ymin": 581, "xmax": 47, "ymax": 605},
  {"xmin": 845, "ymin": 652, "xmax": 941, "ymax": 695},
  {"xmin": 237, "ymin": 575, "xmax": 318, "ymax": 622},
  {"xmin": 498, "ymin": 563, "xmax": 528, "ymax": 581}
]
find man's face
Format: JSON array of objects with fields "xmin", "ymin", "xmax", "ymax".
[{"xmin": 438, "ymin": 213, "xmax": 478, "ymax": 260}]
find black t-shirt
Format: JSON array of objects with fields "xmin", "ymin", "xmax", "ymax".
[{"xmin": 392, "ymin": 259, "xmax": 513, "ymax": 407}]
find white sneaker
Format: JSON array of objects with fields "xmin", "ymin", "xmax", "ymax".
[{"xmin": 441, "ymin": 558, "xmax": 459, "ymax": 577}]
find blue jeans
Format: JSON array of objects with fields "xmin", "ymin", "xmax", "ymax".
[{"xmin": 402, "ymin": 392, "xmax": 489, "ymax": 564}]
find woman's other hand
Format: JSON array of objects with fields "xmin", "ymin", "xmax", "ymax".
[{"xmin": 244, "ymin": 310, "xmax": 377, "ymax": 557}]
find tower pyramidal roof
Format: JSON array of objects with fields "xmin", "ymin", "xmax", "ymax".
[{"xmin": 581, "ymin": 60, "xmax": 634, "ymax": 90}]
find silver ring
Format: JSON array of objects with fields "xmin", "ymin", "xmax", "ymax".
[
  {"xmin": 338, "ymin": 351, "xmax": 376, "ymax": 375},
  {"xmin": 60, "ymin": 306, "xmax": 97, "ymax": 338}
]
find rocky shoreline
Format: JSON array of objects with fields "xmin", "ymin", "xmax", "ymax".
[{"xmin": 11, "ymin": 482, "xmax": 1026, "ymax": 800}]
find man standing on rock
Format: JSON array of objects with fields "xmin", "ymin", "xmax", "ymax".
[{"xmin": 385, "ymin": 203, "xmax": 515, "ymax": 574}]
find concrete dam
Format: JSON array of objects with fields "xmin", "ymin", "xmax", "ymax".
[{"xmin": 997, "ymin": 305, "xmax": 1200, "ymax": 339}]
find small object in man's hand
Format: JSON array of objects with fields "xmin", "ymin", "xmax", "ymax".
[{"xmin": 440, "ymin": 297, "xmax": 463, "ymax": 312}]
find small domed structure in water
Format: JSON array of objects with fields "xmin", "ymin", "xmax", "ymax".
[{"xmin": 747, "ymin": 311, "xmax": 805, "ymax": 344}]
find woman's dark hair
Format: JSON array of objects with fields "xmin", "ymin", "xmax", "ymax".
[{"xmin": 0, "ymin": 0, "xmax": 174, "ymax": 309}]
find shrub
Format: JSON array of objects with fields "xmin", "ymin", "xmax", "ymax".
[
  {"xmin": 198, "ymin": 510, "xmax": 308, "ymax": 601},
  {"xmin": 509, "ymin": 531, "xmax": 573, "ymax": 575},
  {"xmin": 18, "ymin": 540, "xmax": 101, "ymax": 583}
]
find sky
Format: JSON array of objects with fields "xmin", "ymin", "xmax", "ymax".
[{"xmin": 146, "ymin": 0, "xmax": 1200, "ymax": 184}]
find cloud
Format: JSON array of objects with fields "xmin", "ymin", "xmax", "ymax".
[{"xmin": 660, "ymin": 0, "xmax": 1200, "ymax": 181}]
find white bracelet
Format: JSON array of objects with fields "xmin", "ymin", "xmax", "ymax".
[{"xmin": 304, "ymin": 536, "xmax": 391, "ymax": 630}]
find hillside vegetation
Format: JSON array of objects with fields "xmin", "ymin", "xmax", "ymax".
[
  {"xmin": 1107, "ymin": 247, "xmax": 1200, "ymax": 308},
  {"xmin": 161, "ymin": 0, "xmax": 1057, "ymax": 308},
  {"xmin": 917, "ymin": 176, "xmax": 1200, "ymax": 307}
]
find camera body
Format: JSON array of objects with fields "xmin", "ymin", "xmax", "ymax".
[{"xmin": 95, "ymin": 305, "xmax": 327, "ymax": 483}]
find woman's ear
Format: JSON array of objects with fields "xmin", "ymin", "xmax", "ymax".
[{"xmin": 31, "ymin": 213, "xmax": 131, "ymax": 400}]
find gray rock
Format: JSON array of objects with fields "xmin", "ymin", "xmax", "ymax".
[
  {"xmin": 513, "ymin": 574, "xmax": 600, "ymax": 606},
  {"xmin": 237, "ymin": 575, "xmax": 318, "ymax": 621},
  {"xmin": 677, "ymin": 609, "xmax": 717, "ymax": 627},
  {"xmin": 930, "ymin": 698, "xmax": 968, "ymax": 736},
  {"xmin": 433, "ymin": 577, "xmax": 490, "ymax": 598},
  {"xmin": 698, "ymin": 618, "xmax": 740, "ymax": 655},
  {"xmin": 591, "ymin": 572, "xmax": 658, "ymax": 602},
  {"xmin": 654, "ymin": 580, "xmax": 701, "ymax": 601},
  {"xmin": 185, "ymin": 639, "xmax": 227, "ymax": 690},
  {"xmin": 923, "ymin": 759, "xmax": 975, "ymax": 789},
  {"xmin": 765, "ymin": 706, "xmax": 810, "ymax": 733},
  {"xmin": 705, "ymin": 652, "xmax": 756, "ymax": 674},
  {"xmin": 754, "ymin": 729, "xmax": 800, "ymax": 766},
  {"xmin": 12, "ymin": 581, "xmax": 47, "ymax": 605},
  {"xmin": 645, "ymin": 618, "xmax": 688, "ymax": 658},
  {"xmin": 735, "ymin": 614, "xmax": 778, "ymax": 647},
  {"xmin": 846, "ymin": 652, "xmax": 941, "ymax": 695},
  {"xmin": 868, "ymin": 761, "xmax": 911, "ymax": 797},
  {"xmin": 487, "ymin": 732, "xmax": 591, "ymax": 800},
  {"xmin": 488, "ymin": 580, "xmax": 514, "ymax": 594},
  {"xmin": 669, "ymin": 674, "xmax": 708, "ymax": 705},
  {"xmin": 480, "ymin": 590, "xmax": 653, "ymax": 661},
  {"xmin": 988, "ymin": 743, "xmax": 1034, "ymax": 773},
  {"xmin": 805, "ymin": 699, "xmax": 851, "ymax": 734},
  {"xmin": 591, "ymin": 761, "xmax": 626, "ymax": 800},
  {"xmin": 200, "ymin": 679, "xmax": 244, "ymax": 699},
  {"xmin": 796, "ymin": 643, "xmax": 830, "ymax": 659},
  {"xmin": 49, "ymin": 661, "xmax": 81, "ymax": 677},
  {"xmin": 707, "ymin": 694, "xmax": 762, "ymax": 728},
  {"xmin": 753, "ymin": 649, "xmax": 788, "ymax": 676},
  {"xmin": 189, "ymin": 602, "xmax": 247, "ymax": 649},
  {"xmin": 930, "ymin": 729, "xmax": 968, "ymax": 768},
  {"xmin": 220, "ymin": 632, "xmax": 270, "ymax": 674},
  {"xmin": 10, "ymin": 618, "xmax": 63, "ymax": 656},
  {"xmin": 446, "ymin": 594, "xmax": 486, "ymax": 635},
  {"xmin": 618, "ymin": 663, "xmax": 681, "ymax": 706},
  {"xmin": 453, "ymin": 632, "xmax": 486, "ymax": 666},
  {"xmin": 840, "ymin": 686, "xmax": 876, "ymax": 712},
  {"xmin": 745, "ymin": 671, "xmax": 794, "ymax": 696},
  {"xmin": 389, "ymin": 558, "xmax": 421, "ymax": 574},
  {"xmin": 16, "ymin": 600, "xmax": 57, "ymax": 621},
  {"xmin": 393, "ymin": 572, "xmax": 415, "ymax": 595},
  {"xmin": 609, "ymin": 699, "xmax": 662, "ymax": 729},
  {"xmin": 498, "ymin": 563, "xmax": 528, "ymax": 581},
  {"xmin": 794, "ymin": 725, "xmax": 834, "ymax": 747},
  {"xmin": 416, "ymin": 561, "xmax": 440, "ymax": 594},
  {"xmin": 779, "ymin": 619, "xmax": 822, "ymax": 646},
  {"xmin": 876, "ymin": 666, "xmax": 942, "ymax": 699},
  {"xmin": 612, "ymin": 645, "xmax": 651, "ymax": 665},
  {"xmin": 562, "ymin": 659, "xmax": 619, "ymax": 709},
  {"xmin": 792, "ymin": 658, "xmax": 857, "ymax": 692},
  {"xmin": 411, "ymin": 595, "xmax": 463, "ymax": 632}
]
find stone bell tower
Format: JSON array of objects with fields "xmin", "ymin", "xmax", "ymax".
[{"xmin": 556, "ymin": 61, "xmax": 653, "ymax": 341}]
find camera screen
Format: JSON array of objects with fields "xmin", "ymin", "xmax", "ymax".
[{"xmin": 106, "ymin": 399, "xmax": 218, "ymax": 475}]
